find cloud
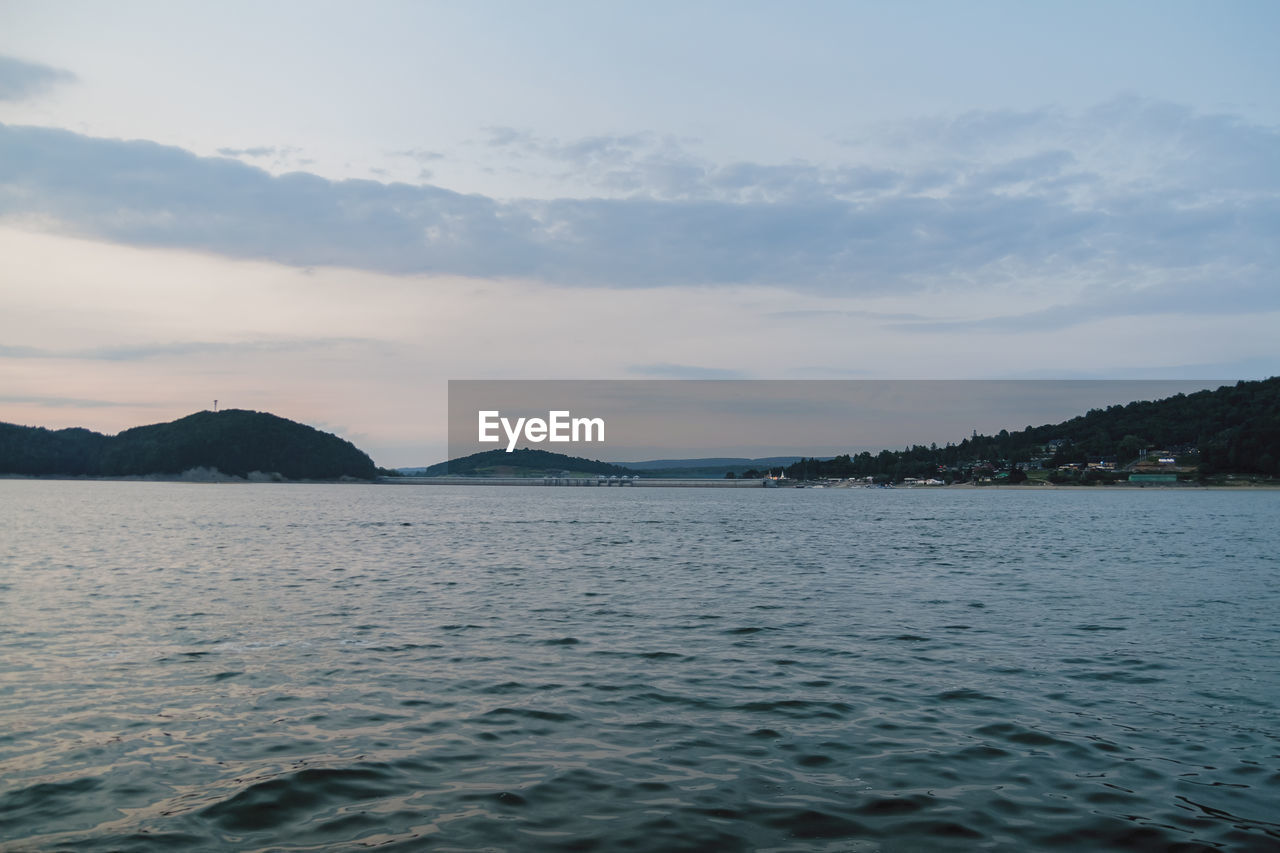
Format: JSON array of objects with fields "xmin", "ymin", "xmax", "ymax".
[
  {"xmin": 483, "ymin": 125, "xmax": 536, "ymax": 149},
  {"xmin": 627, "ymin": 363, "xmax": 747, "ymax": 379},
  {"xmin": 1, "ymin": 97, "xmax": 1277, "ymax": 315},
  {"xmin": 0, "ymin": 394, "xmax": 151, "ymax": 409},
  {"xmin": 217, "ymin": 145, "xmax": 301, "ymax": 159},
  {"xmin": 391, "ymin": 148, "xmax": 446, "ymax": 163},
  {"xmin": 0, "ymin": 123, "xmax": 543, "ymax": 277},
  {"xmin": 0, "ymin": 345, "xmax": 46, "ymax": 358},
  {"xmin": 1006, "ymin": 357, "xmax": 1279, "ymax": 380},
  {"xmin": 0, "ymin": 55, "xmax": 76, "ymax": 102},
  {"xmin": 768, "ymin": 309, "xmax": 930, "ymax": 322},
  {"xmin": 893, "ymin": 268, "xmax": 1280, "ymax": 334},
  {"xmin": 0, "ymin": 338, "xmax": 381, "ymax": 362}
]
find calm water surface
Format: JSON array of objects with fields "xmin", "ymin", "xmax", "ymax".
[{"xmin": 1, "ymin": 481, "xmax": 1277, "ymax": 851}]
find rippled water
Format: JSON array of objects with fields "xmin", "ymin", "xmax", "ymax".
[{"xmin": 1, "ymin": 481, "xmax": 1278, "ymax": 851}]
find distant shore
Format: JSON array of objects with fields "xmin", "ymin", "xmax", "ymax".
[
  {"xmin": 3, "ymin": 473, "xmax": 1276, "ymax": 490},
  {"xmin": 0, "ymin": 470, "xmax": 370, "ymax": 484},
  {"xmin": 939, "ymin": 481, "xmax": 1280, "ymax": 490}
]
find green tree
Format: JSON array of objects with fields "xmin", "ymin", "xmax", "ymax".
[{"xmin": 1118, "ymin": 434, "xmax": 1147, "ymax": 465}]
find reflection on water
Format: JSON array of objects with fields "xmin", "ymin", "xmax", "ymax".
[{"xmin": 1, "ymin": 481, "xmax": 1278, "ymax": 850}]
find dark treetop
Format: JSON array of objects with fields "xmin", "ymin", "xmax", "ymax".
[
  {"xmin": 0, "ymin": 409, "xmax": 377, "ymax": 480},
  {"xmin": 779, "ymin": 377, "xmax": 1280, "ymax": 483},
  {"xmin": 420, "ymin": 448, "xmax": 639, "ymax": 478}
]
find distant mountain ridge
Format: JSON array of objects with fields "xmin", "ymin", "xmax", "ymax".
[
  {"xmin": 0, "ymin": 409, "xmax": 378, "ymax": 480},
  {"xmin": 623, "ymin": 457, "xmax": 809, "ymax": 470},
  {"xmin": 415, "ymin": 448, "xmax": 638, "ymax": 478},
  {"xmin": 403, "ymin": 452, "xmax": 806, "ymax": 479},
  {"xmin": 412, "ymin": 378, "xmax": 1279, "ymax": 482}
]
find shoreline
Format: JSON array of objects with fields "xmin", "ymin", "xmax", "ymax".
[
  {"xmin": 939, "ymin": 482, "xmax": 1280, "ymax": 490},
  {"xmin": 2, "ymin": 473, "xmax": 1277, "ymax": 490},
  {"xmin": 0, "ymin": 472, "xmax": 371, "ymax": 485}
]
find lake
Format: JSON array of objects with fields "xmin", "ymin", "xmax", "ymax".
[{"xmin": 1, "ymin": 481, "xmax": 1277, "ymax": 851}]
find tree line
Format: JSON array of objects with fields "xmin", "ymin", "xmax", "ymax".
[
  {"xmin": 420, "ymin": 447, "xmax": 640, "ymax": 477},
  {"xmin": 0, "ymin": 409, "xmax": 378, "ymax": 480},
  {"xmin": 766, "ymin": 378, "xmax": 1279, "ymax": 483}
]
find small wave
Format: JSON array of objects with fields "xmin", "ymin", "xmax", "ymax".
[
  {"xmin": 855, "ymin": 794, "xmax": 931, "ymax": 816},
  {"xmin": 954, "ymin": 744, "xmax": 1013, "ymax": 760},
  {"xmin": 1068, "ymin": 671, "xmax": 1164, "ymax": 684},
  {"xmin": 0, "ymin": 776, "xmax": 102, "ymax": 823},
  {"xmin": 935, "ymin": 688, "xmax": 1001, "ymax": 702},
  {"xmin": 633, "ymin": 691, "xmax": 723, "ymax": 710},
  {"xmin": 895, "ymin": 819, "xmax": 984, "ymax": 840},
  {"xmin": 458, "ymin": 789, "xmax": 530, "ymax": 808},
  {"xmin": 482, "ymin": 707, "xmax": 578, "ymax": 723},
  {"xmin": 368, "ymin": 642, "xmax": 439, "ymax": 653},
  {"xmin": 198, "ymin": 765, "xmax": 399, "ymax": 832},
  {"xmin": 973, "ymin": 722, "xmax": 1093, "ymax": 757},
  {"xmin": 733, "ymin": 699, "xmax": 854, "ymax": 719},
  {"xmin": 759, "ymin": 807, "xmax": 869, "ymax": 839}
]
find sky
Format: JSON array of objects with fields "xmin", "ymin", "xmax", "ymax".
[
  {"xmin": 446, "ymin": 380, "xmax": 1227, "ymax": 462},
  {"xmin": 1, "ymin": 1, "xmax": 1277, "ymax": 466}
]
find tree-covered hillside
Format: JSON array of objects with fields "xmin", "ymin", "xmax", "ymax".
[
  {"xmin": 781, "ymin": 377, "xmax": 1280, "ymax": 483},
  {"xmin": 420, "ymin": 448, "xmax": 639, "ymax": 478},
  {"xmin": 0, "ymin": 409, "xmax": 377, "ymax": 479}
]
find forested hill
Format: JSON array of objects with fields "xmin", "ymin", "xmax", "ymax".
[
  {"xmin": 419, "ymin": 448, "xmax": 639, "ymax": 478},
  {"xmin": 782, "ymin": 377, "xmax": 1280, "ymax": 482},
  {"xmin": 0, "ymin": 409, "xmax": 378, "ymax": 480}
]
